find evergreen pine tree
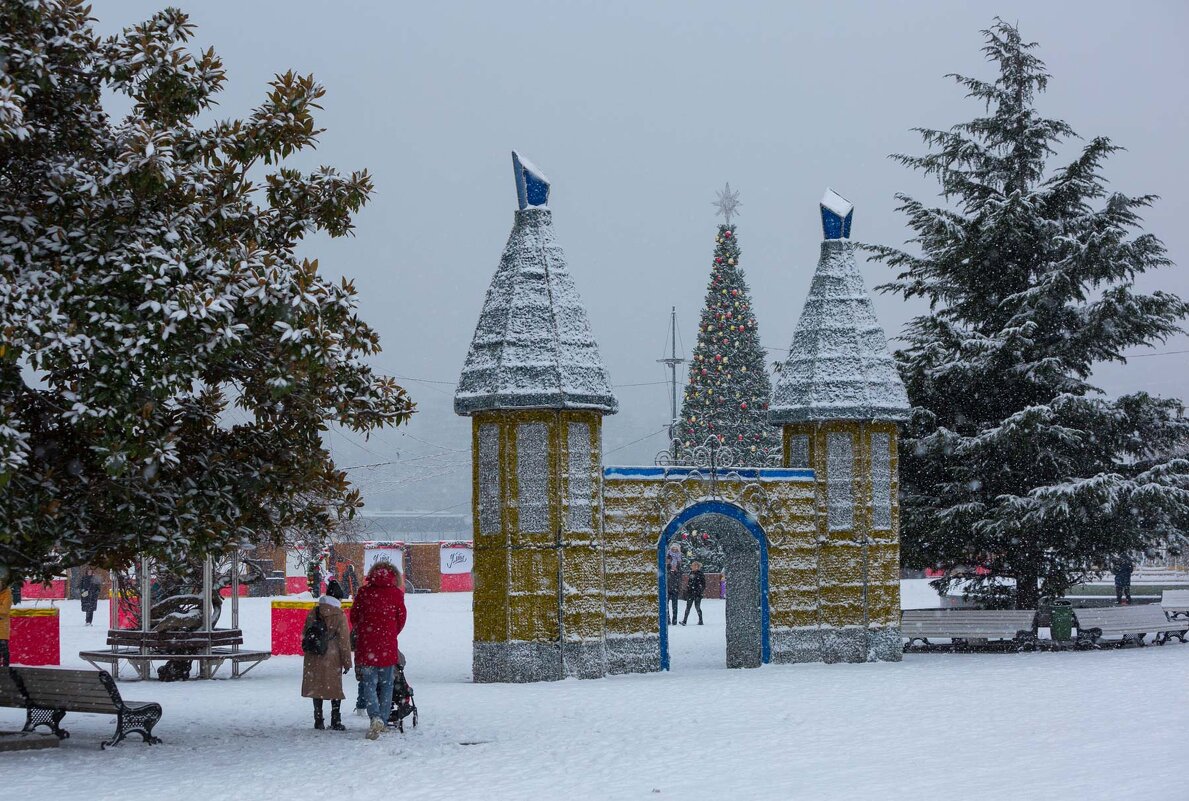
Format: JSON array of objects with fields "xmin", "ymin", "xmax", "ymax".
[
  {"xmin": 868, "ymin": 20, "xmax": 1189, "ymax": 608},
  {"xmin": 679, "ymin": 202, "xmax": 777, "ymax": 464}
]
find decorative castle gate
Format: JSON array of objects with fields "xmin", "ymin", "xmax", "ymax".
[{"xmin": 456, "ymin": 157, "xmax": 909, "ymax": 682}]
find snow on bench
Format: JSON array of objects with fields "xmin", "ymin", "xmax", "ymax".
[
  {"xmin": 900, "ymin": 609, "xmax": 1038, "ymax": 651},
  {"xmin": 1160, "ymin": 590, "xmax": 1189, "ymax": 620},
  {"xmin": 1073, "ymin": 605, "xmax": 1189, "ymax": 648}
]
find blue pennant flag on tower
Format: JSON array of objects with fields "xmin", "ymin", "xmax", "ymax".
[
  {"xmin": 819, "ymin": 188, "xmax": 853, "ymax": 240},
  {"xmin": 512, "ymin": 151, "xmax": 551, "ymax": 209}
]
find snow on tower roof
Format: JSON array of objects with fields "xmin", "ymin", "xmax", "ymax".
[
  {"xmin": 512, "ymin": 150, "xmax": 551, "ymax": 210},
  {"xmin": 455, "ymin": 157, "xmax": 616, "ymax": 415},
  {"xmin": 819, "ymin": 188, "xmax": 854, "ymax": 240},
  {"xmin": 769, "ymin": 198, "xmax": 910, "ymax": 424}
]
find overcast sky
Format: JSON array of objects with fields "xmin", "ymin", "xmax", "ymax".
[{"xmin": 93, "ymin": 1, "xmax": 1189, "ymax": 516}]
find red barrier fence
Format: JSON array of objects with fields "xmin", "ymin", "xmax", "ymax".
[
  {"xmin": 270, "ymin": 600, "xmax": 354, "ymax": 656},
  {"xmin": 20, "ymin": 579, "xmax": 68, "ymax": 600},
  {"xmin": 10, "ymin": 608, "xmax": 60, "ymax": 666}
]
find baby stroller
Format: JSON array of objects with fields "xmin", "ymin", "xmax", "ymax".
[{"xmin": 387, "ymin": 654, "xmax": 418, "ymax": 732}]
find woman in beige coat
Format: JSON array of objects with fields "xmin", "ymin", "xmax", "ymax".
[{"xmin": 302, "ymin": 579, "xmax": 352, "ymax": 730}]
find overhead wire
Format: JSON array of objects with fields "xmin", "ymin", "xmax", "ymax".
[{"xmin": 604, "ymin": 424, "xmax": 671, "ymax": 457}]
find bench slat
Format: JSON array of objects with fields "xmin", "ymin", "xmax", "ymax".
[
  {"xmin": 901, "ymin": 610, "xmax": 1036, "ymax": 640},
  {"xmin": 0, "ymin": 671, "xmax": 28, "ymax": 708},
  {"xmin": 15, "ymin": 668, "xmax": 122, "ymax": 713},
  {"xmin": 1160, "ymin": 590, "xmax": 1189, "ymax": 610},
  {"xmin": 1072, "ymin": 606, "xmax": 1188, "ymax": 643}
]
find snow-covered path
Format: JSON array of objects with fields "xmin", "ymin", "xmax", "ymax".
[{"xmin": 5, "ymin": 591, "xmax": 1188, "ymax": 801}]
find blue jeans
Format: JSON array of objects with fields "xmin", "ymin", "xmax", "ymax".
[{"xmin": 358, "ymin": 665, "xmax": 395, "ymax": 722}]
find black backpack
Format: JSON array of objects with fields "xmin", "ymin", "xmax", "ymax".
[{"xmin": 301, "ymin": 607, "xmax": 330, "ymax": 656}]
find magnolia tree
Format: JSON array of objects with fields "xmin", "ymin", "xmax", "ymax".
[
  {"xmin": 868, "ymin": 20, "xmax": 1189, "ymax": 607},
  {"xmin": 0, "ymin": 2, "xmax": 414, "ymax": 582}
]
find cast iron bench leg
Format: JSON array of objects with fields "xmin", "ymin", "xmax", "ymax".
[
  {"xmin": 102, "ymin": 705, "xmax": 163, "ymax": 749},
  {"xmin": 24, "ymin": 707, "xmax": 69, "ymax": 739}
]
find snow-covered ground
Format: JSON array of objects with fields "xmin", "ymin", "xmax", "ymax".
[{"xmin": 4, "ymin": 586, "xmax": 1188, "ymax": 801}]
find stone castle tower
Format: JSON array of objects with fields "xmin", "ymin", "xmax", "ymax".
[
  {"xmin": 768, "ymin": 189, "xmax": 911, "ymax": 662},
  {"xmin": 457, "ymin": 167, "xmax": 910, "ymax": 681},
  {"xmin": 455, "ymin": 152, "xmax": 618, "ymax": 682}
]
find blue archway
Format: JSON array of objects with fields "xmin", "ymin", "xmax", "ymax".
[{"xmin": 657, "ymin": 499, "xmax": 770, "ymax": 670}]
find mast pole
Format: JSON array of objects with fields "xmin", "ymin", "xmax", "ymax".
[{"xmin": 657, "ymin": 306, "xmax": 686, "ymax": 455}]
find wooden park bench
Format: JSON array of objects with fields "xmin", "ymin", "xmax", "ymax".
[
  {"xmin": 0, "ymin": 668, "xmax": 58, "ymax": 751},
  {"xmin": 901, "ymin": 609, "xmax": 1039, "ymax": 652},
  {"xmin": 0, "ymin": 667, "xmax": 162, "ymax": 749},
  {"xmin": 1073, "ymin": 605, "xmax": 1189, "ymax": 648},
  {"xmin": 1160, "ymin": 590, "xmax": 1189, "ymax": 620},
  {"xmin": 79, "ymin": 628, "xmax": 270, "ymax": 680}
]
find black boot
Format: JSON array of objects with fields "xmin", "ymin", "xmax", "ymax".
[
  {"xmin": 330, "ymin": 700, "xmax": 345, "ymax": 731},
  {"xmin": 313, "ymin": 699, "xmax": 325, "ymax": 730}
]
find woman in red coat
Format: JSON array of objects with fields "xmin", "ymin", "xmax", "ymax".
[{"xmin": 349, "ymin": 561, "xmax": 407, "ymax": 740}]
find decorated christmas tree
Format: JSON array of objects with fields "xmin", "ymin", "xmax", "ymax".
[
  {"xmin": 678, "ymin": 185, "xmax": 778, "ymax": 462},
  {"xmin": 678, "ymin": 526, "xmax": 725, "ymax": 573}
]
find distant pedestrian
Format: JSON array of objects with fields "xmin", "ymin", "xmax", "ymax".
[
  {"xmin": 0, "ymin": 568, "xmax": 12, "ymax": 667},
  {"xmin": 681, "ymin": 561, "xmax": 706, "ymax": 626},
  {"xmin": 301, "ymin": 580, "xmax": 352, "ymax": 731},
  {"xmin": 350, "ymin": 561, "xmax": 407, "ymax": 740},
  {"xmin": 342, "ymin": 563, "xmax": 360, "ymax": 598},
  {"xmin": 79, "ymin": 568, "xmax": 101, "ymax": 626},
  {"xmin": 666, "ymin": 543, "xmax": 683, "ymax": 625},
  {"xmin": 307, "ymin": 561, "xmax": 323, "ymax": 596},
  {"xmin": 1112, "ymin": 554, "xmax": 1135, "ymax": 604}
]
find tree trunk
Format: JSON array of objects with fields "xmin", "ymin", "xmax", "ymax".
[{"xmin": 1015, "ymin": 563, "xmax": 1041, "ymax": 609}]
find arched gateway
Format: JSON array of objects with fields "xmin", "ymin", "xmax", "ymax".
[
  {"xmin": 656, "ymin": 497, "xmax": 771, "ymax": 671},
  {"xmin": 455, "ymin": 157, "xmax": 911, "ymax": 682}
]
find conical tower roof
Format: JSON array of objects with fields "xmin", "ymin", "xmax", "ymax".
[
  {"xmin": 769, "ymin": 191, "xmax": 910, "ymax": 424},
  {"xmin": 454, "ymin": 154, "xmax": 617, "ymax": 416}
]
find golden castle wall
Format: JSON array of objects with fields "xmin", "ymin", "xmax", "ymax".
[{"xmin": 471, "ymin": 410, "xmax": 903, "ymax": 681}]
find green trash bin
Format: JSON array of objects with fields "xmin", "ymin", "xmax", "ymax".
[{"xmin": 1049, "ymin": 599, "xmax": 1073, "ymax": 642}]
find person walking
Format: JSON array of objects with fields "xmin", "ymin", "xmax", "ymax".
[
  {"xmin": 0, "ymin": 568, "xmax": 13, "ymax": 667},
  {"xmin": 681, "ymin": 561, "xmax": 706, "ymax": 626},
  {"xmin": 666, "ymin": 543, "xmax": 683, "ymax": 625},
  {"xmin": 302, "ymin": 579, "xmax": 353, "ymax": 731},
  {"xmin": 349, "ymin": 561, "xmax": 407, "ymax": 740},
  {"xmin": 79, "ymin": 568, "xmax": 101, "ymax": 626},
  {"xmin": 342, "ymin": 563, "xmax": 360, "ymax": 599},
  {"xmin": 1112, "ymin": 554, "xmax": 1135, "ymax": 604},
  {"xmin": 307, "ymin": 561, "xmax": 323, "ymax": 596}
]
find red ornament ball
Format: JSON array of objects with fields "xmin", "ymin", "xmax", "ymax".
[{"xmin": 724, "ymin": 231, "xmax": 732, "ymax": 238}]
